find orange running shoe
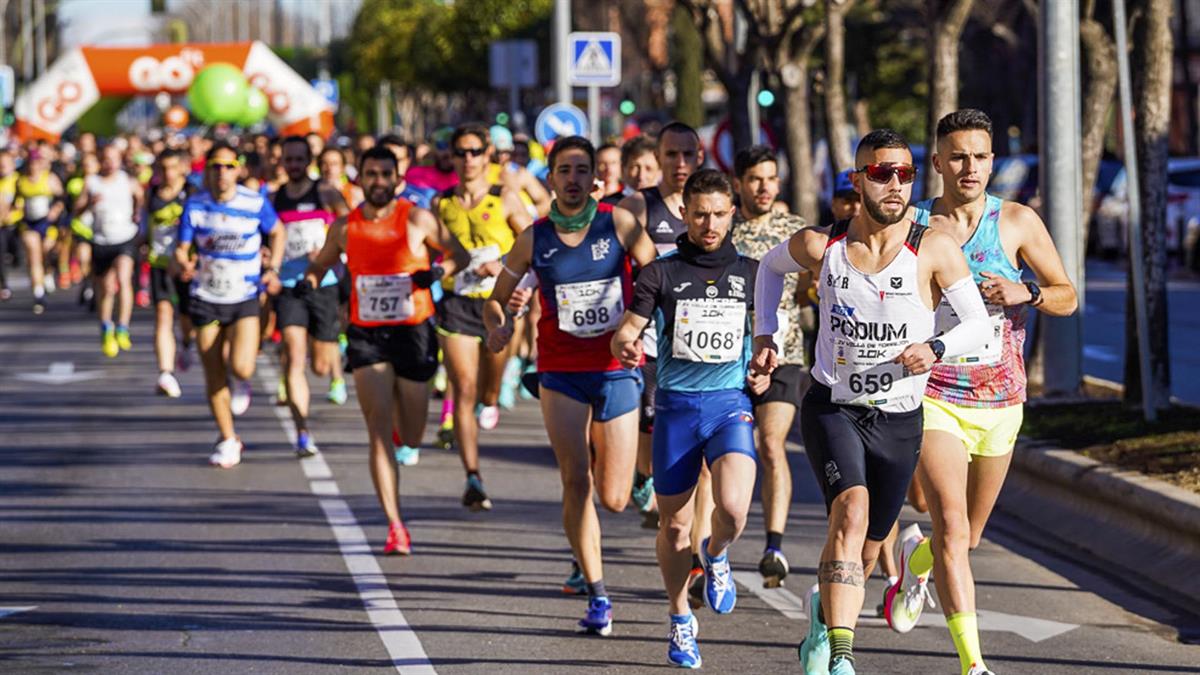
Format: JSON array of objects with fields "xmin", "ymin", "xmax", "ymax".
[{"xmin": 383, "ymin": 521, "xmax": 412, "ymax": 556}]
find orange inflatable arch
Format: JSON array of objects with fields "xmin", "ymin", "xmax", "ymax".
[{"xmin": 14, "ymin": 41, "xmax": 334, "ymax": 142}]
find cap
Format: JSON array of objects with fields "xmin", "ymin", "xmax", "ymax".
[
  {"xmin": 490, "ymin": 125, "xmax": 514, "ymax": 152},
  {"xmin": 833, "ymin": 169, "xmax": 856, "ymax": 197},
  {"xmin": 431, "ymin": 126, "xmax": 454, "ymax": 151}
]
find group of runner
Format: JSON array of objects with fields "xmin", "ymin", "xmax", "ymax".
[{"xmin": 0, "ymin": 106, "xmax": 1076, "ymax": 674}]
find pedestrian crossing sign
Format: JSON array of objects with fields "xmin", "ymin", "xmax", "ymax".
[{"xmin": 568, "ymin": 32, "xmax": 621, "ymax": 87}]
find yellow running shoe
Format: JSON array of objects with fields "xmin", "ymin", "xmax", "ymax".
[
  {"xmin": 115, "ymin": 326, "xmax": 132, "ymax": 351},
  {"xmin": 101, "ymin": 329, "xmax": 119, "ymax": 358}
]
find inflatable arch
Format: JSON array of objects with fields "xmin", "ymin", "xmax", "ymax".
[{"xmin": 13, "ymin": 41, "xmax": 334, "ymax": 142}]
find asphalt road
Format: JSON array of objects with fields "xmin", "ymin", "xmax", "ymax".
[{"xmin": 1, "ymin": 285, "xmax": 1199, "ymax": 674}]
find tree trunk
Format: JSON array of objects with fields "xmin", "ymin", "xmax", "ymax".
[
  {"xmin": 728, "ymin": 68, "xmax": 755, "ymax": 153},
  {"xmin": 784, "ymin": 63, "xmax": 818, "ymax": 225},
  {"xmin": 1079, "ymin": 14, "xmax": 1117, "ymax": 231},
  {"xmin": 923, "ymin": 0, "xmax": 974, "ymax": 199},
  {"xmin": 672, "ymin": 3, "xmax": 705, "ymax": 129},
  {"xmin": 1123, "ymin": 0, "xmax": 1173, "ymax": 409},
  {"xmin": 824, "ymin": 0, "xmax": 855, "ymax": 172}
]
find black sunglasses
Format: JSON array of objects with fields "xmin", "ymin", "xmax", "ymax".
[{"xmin": 453, "ymin": 147, "xmax": 488, "ymax": 158}]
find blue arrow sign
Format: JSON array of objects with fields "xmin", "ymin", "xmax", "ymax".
[
  {"xmin": 310, "ymin": 78, "xmax": 339, "ymax": 108},
  {"xmin": 534, "ymin": 103, "xmax": 588, "ymax": 146}
]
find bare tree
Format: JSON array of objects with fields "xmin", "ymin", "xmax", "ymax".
[
  {"xmin": 1079, "ymin": 0, "xmax": 1117, "ymax": 229},
  {"xmin": 773, "ymin": 17, "xmax": 825, "ymax": 224},
  {"xmin": 1124, "ymin": 0, "xmax": 1173, "ymax": 409},
  {"xmin": 824, "ymin": 0, "xmax": 856, "ymax": 172},
  {"xmin": 677, "ymin": 0, "xmax": 757, "ymax": 150},
  {"xmin": 923, "ymin": 0, "xmax": 974, "ymax": 198}
]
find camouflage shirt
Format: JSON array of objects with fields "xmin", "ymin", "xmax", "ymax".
[{"xmin": 732, "ymin": 210, "xmax": 808, "ymax": 366}]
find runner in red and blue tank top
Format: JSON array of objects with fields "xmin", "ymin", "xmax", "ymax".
[{"xmin": 484, "ymin": 136, "xmax": 657, "ymax": 639}]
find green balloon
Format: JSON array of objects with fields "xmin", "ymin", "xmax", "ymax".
[
  {"xmin": 238, "ymin": 87, "xmax": 269, "ymax": 127},
  {"xmin": 187, "ymin": 63, "xmax": 249, "ymax": 124}
]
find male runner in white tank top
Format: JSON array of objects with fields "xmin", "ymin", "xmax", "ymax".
[{"xmin": 752, "ymin": 129, "xmax": 991, "ymax": 675}]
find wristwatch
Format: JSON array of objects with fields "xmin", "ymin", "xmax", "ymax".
[
  {"xmin": 1024, "ymin": 281, "xmax": 1043, "ymax": 306},
  {"xmin": 927, "ymin": 338, "xmax": 946, "ymax": 362}
]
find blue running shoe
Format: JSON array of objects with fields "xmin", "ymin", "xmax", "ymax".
[
  {"xmin": 295, "ymin": 430, "xmax": 320, "ymax": 458},
  {"xmin": 667, "ymin": 613, "xmax": 702, "ymax": 669},
  {"xmin": 631, "ymin": 475, "xmax": 655, "ymax": 513},
  {"xmin": 830, "ymin": 656, "xmax": 856, "ymax": 675},
  {"xmin": 700, "ymin": 537, "xmax": 736, "ymax": 614},
  {"xmin": 498, "ymin": 356, "xmax": 522, "ymax": 409},
  {"xmin": 395, "ymin": 445, "xmax": 420, "ymax": 466},
  {"xmin": 577, "ymin": 596, "xmax": 613, "ymax": 636},
  {"xmin": 799, "ymin": 585, "xmax": 830, "ymax": 675},
  {"xmin": 562, "ymin": 560, "xmax": 587, "ymax": 595}
]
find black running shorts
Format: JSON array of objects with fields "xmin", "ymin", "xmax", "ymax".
[
  {"xmin": 750, "ymin": 363, "xmax": 805, "ymax": 408},
  {"xmin": 275, "ymin": 284, "xmax": 341, "ymax": 342},
  {"xmin": 346, "ymin": 319, "xmax": 439, "ymax": 382},
  {"xmin": 436, "ymin": 293, "xmax": 486, "ymax": 339}
]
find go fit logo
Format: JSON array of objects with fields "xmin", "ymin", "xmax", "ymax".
[
  {"xmin": 36, "ymin": 80, "xmax": 84, "ymax": 123},
  {"xmin": 127, "ymin": 49, "xmax": 205, "ymax": 91}
]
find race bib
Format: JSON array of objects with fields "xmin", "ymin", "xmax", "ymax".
[
  {"xmin": 454, "ymin": 244, "xmax": 502, "ymax": 296},
  {"xmin": 556, "ymin": 277, "xmax": 623, "ymax": 338},
  {"xmin": 284, "ymin": 218, "xmax": 328, "ymax": 261},
  {"xmin": 150, "ymin": 224, "xmax": 177, "ymax": 261},
  {"xmin": 934, "ymin": 298, "xmax": 1005, "ymax": 366},
  {"xmin": 24, "ymin": 196, "xmax": 50, "ymax": 220},
  {"xmin": 830, "ymin": 341, "xmax": 908, "ymax": 406},
  {"xmin": 356, "ymin": 274, "xmax": 414, "ymax": 323},
  {"xmin": 672, "ymin": 298, "xmax": 746, "ymax": 363},
  {"xmin": 200, "ymin": 259, "xmax": 243, "ymax": 299}
]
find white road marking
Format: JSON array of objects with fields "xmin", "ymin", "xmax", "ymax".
[
  {"xmin": 257, "ymin": 358, "xmax": 436, "ymax": 675},
  {"xmin": 0, "ymin": 606, "xmax": 36, "ymax": 619},
  {"xmin": 735, "ymin": 572, "xmax": 1079, "ymax": 643},
  {"xmin": 15, "ymin": 362, "xmax": 104, "ymax": 384}
]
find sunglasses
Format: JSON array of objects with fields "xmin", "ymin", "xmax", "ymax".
[
  {"xmin": 452, "ymin": 147, "xmax": 488, "ymax": 159},
  {"xmin": 857, "ymin": 163, "xmax": 917, "ymax": 185},
  {"xmin": 208, "ymin": 161, "xmax": 241, "ymax": 171}
]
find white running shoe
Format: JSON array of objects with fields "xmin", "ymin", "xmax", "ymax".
[
  {"xmin": 884, "ymin": 524, "xmax": 936, "ymax": 633},
  {"xmin": 230, "ymin": 379, "xmax": 252, "ymax": 416},
  {"xmin": 156, "ymin": 371, "xmax": 182, "ymax": 398},
  {"xmin": 477, "ymin": 405, "xmax": 500, "ymax": 431},
  {"xmin": 967, "ymin": 665, "xmax": 996, "ymax": 675},
  {"xmin": 209, "ymin": 437, "xmax": 243, "ymax": 468},
  {"xmin": 44, "ymin": 276, "xmax": 55, "ymax": 293}
]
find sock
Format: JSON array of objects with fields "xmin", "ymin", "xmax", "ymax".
[
  {"xmin": 827, "ymin": 626, "xmax": 855, "ymax": 665},
  {"xmin": 441, "ymin": 397, "xmax": 454, "ymax": 421},
  {"xmin": 670, "ymin": 612, "xmax": 692, "ymax": 624},
  {"xmin": 908, "ymin": 538, "xmax": 934, "ymax": 577},
  {"xmin": 634, "ymin": 472, "xmax": 649, "ymax": 489},
  {"xmin": 586, "ymin": 579, "xmax": 607, "ymax": 600},
  {"xmin": 330, "ymin": 377, "xmax": 344, "ymax": 386},
  {"xmin": 765, "ymin": 530, "xmax": 783, "ymax": 551},
  {"xmin": 296, "ymin": 417, "xmax": 308, "ymax": 432},
  {"xmin": 690, "ymin": 554, "xmax": 702, "ymax": 571},
  {"xmin": 887, "ymin": 575, "xmax": 899, "ymax": 588},
  {"xmin": 467, "ymin": 470, "xmax": 480, "ymax": 481},
  {"xmin": 947, "ymin": 612, "xmax": 985, "ymax": 675},
  {"xmin": 117, "ymin": 324, "xmax": 128, "ymax": 333}
]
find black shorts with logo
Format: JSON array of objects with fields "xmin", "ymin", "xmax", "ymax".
[
  {"xmin": 346, "ymin": 319, "xmax": 439, "ymax": 382},
  {"xmin": 436, "ymin": 293, "xmax": 486, "ymax": 339},
  {"xmin": 92, "ymin": 240, "xmax": 137, "ymax": 277},
  {"xmin": 189, "ymin": 297, "xmax": 259, "ymax": 328},
  {"xmin": 799, "ymin": 379, "xmax": 923, "ymax": 541},
  {"xmin": 150, "ymin": 267, "xmax": 191, "ymax": 315},
  {"xmin": 275, "ymin": 284, "xmax": 340, "ymax": 342},
  {"xmin": 750, "ymin": 363, "xmax": 806, "ymax": 408}
]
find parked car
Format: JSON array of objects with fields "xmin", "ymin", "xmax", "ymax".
[{"xmin": 1093, "ymin": 158, "xmax": 1200, "ymax": 267}]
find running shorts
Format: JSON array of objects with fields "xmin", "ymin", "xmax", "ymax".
[
  {"xmin": 189, "ymin": 297, "xmax": 259, "ymax": 328},
  {"xmin": 150, "ymin": 267, "xmax": 191, "ymax": 315},
  {"xmin": 923, "ymin": 396, "xmax": 1022, "ymax": 459},
  {"xmin": 275, "ymin": 284, "xmax": 341, "ymax": 342},
  {"xmin": 20, "ymin": 219, "xmax": 53, "ymax": 238},
  {"xmin": 750, "ymin": 363, "xmax": 805, "ymax": 408},
  {"xmin": 638, "ymin": 356, "xmax": 658, "ymax": 434},
  {"xmin": 800, "ymin": 379, "xmax": 923, "ymax": 541},
  {"xmin": 92, "ymin": 240, "xmax": 136, "ymax": 277},
  {"xmin": 436, "ymin": 293, "xmax": 486, "ymax": 339},
  {"xmin": 653, "ymin": 388, "xmax": 757, "ymax": 496},
  {"xmin": 539, "ymin": 369, "xmax": 643, "ymax": 422},
  {"xmin": 346, "ymin": 319, "xmax": 439, "ymax": 382}
]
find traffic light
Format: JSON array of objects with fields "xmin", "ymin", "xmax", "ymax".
[
  {"xmin": 495, "ymin": 112, "xmax": 510, "ymax": 126},
  {"xmin": 619, "ymin": 99, "xmax": 636, "ymax": 116},
  {"xmin": 756, "ymin": 89, "xmax": 776, "ymax": 108}
]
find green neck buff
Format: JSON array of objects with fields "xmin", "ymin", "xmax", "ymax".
[{"xmin": 549, "ymin": 197, "xmax": 598, "ymax": 232}]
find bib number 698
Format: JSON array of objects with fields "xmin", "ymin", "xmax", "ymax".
[
  {"xmin": 573, "ymin": 306, "xmax": 610, "ymax": 327},
  {"xmin": 848, "ymin": 372, "xmax": 893, "ymax": 395}
]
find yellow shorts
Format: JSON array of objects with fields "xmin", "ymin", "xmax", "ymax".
[{"xmin": 922, "ymin": 396, "xmax": 1022, "ymax": 460}]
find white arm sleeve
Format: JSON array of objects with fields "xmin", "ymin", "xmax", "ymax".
[
  {"xmin": 753, "ymin": 241, "xmax": 806, "ymax": 337},
  {"xmin": 937, "ymin": 276, "xmax": 990, "ymax": 359}
]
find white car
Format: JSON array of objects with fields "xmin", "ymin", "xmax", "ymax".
[{"xmin": 1094, "ymin": 158, "xmax": 1200, "ymax": 267}]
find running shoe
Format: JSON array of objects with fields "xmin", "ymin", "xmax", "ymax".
[
  {"xmin": 135, "ymin": 288, "xmax": 151, "ymax": 308},
  {"xmin": 830, "ymin": 657, "xmax": 856, "ymax": 675},
  {"xmin": 666, "ymin": 613, "xmax": 701, "ymax": 669},
  {"xmin": 156, "ymin": 371, "xmax": 182, "ymax": 398},
  {"xmin": 436, "ymin": 419, "xmax": 454, "ymax": 450},
  {"xmin": 101, "ymin": 328, "xmax": 119, "ymax": 358},
  {"xmin": 327, "ymin": 378, "xmax": 347, "ymax": 405},
  {"xmin": 337, "ymin": 332, "xmax": 348, "ymax": 356},
  {"xmin": 115, "ymin": 326, "xmax": 132, "ymax": 352},
  {"xmin": 69, "ymin": 260, "xmax": 82, "ymax": 284},
  {"xmin": 176, "ymin": 345, "xmax": 192, "ymax": 372},
  {"xmin": 700, "ymin": 538, "xmax": 736, "ymax": 614},
  {"xmin": 275, "ymin": 378, "xmax": 288, "ymax": 406},
  {"xmin": 230, "ymin": 379, "xmax": 253, "ymax": 416},
  {"xmin": 687, "ymin": 566, "xmax": 705, "ymax": 610},
  {"xmin": 885, "ymin": 524, "xmax": 935, "ymax": 633},
  {"xmin": 44, "ymin": 276, "xmax": 55, "ymax": 293},
  {"xmin": 477, "ymin": 404, "xmax": 500, "ymax": 431},
  {"xmin": 799, "ymin": 585, "xmax": 830, "ymax": 675},
  {"xmin": 577, "ymin": 596, "xmax": 613, "ymax": 636},
  {"xmin": 631, "ymin": 475, "xmax": 655, "ymax": 513},
  {"xmin": 395, "ymin": 445, "xmax": 420, "ymax": 466},
  {"xmin": 0, "ymin": 288, "xmax": 11, "ymax": 301},
  {"xmin": 383, "ymin": 520, "xmax": 412, "ymax": 555},
  {"xmin": 462, "ymin": 474, "xmax": 493, "ymax": 511},
  {"xmin": 966, "ymin": 666, "xmax": 995, "ymax": 675},
  {"xmin": 209, "ymin": 437, "xmax": 243, "ymax": 468},
  {"xmin": 296, "ymin": 430, "xmax": 320, "ymax": 458},
  {"xmin": 759, "ymin": 547, "xmax": 790, "ymax": 588},
  {"xmin": 57, "ymin": 271, "xmax": 71, "ymax": 289},
  {"xmin": 432, "ymin": 364, "xmax": 447, "ymax": 396},
  {"xmin": 562, "ymin": 560, "xmax": 587, "ymax": 595},
  {"xmin": 498, "ymin": 356, "xmax": 522, "ymax": 409}
]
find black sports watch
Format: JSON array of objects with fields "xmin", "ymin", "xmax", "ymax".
[
  {"xmin": 1024, "ymin": 281, "xmax": 1043, "ymax": 307},
  {"xmin": 927, "ymin": 338, "xmax": 946, "ymax": 362}
]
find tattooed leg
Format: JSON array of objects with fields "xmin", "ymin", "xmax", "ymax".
[
  {"xmin": 818, "ymin": 560, "xmax": 865, "ymax": 586},
  {"xmin": 821, "ymin": 486, "xmax": 872, "ymax": 629}
]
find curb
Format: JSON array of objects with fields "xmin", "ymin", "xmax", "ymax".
[{"xmin": 1001, "ymin": 439, "xmax": 1200, "ymax": 608}]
